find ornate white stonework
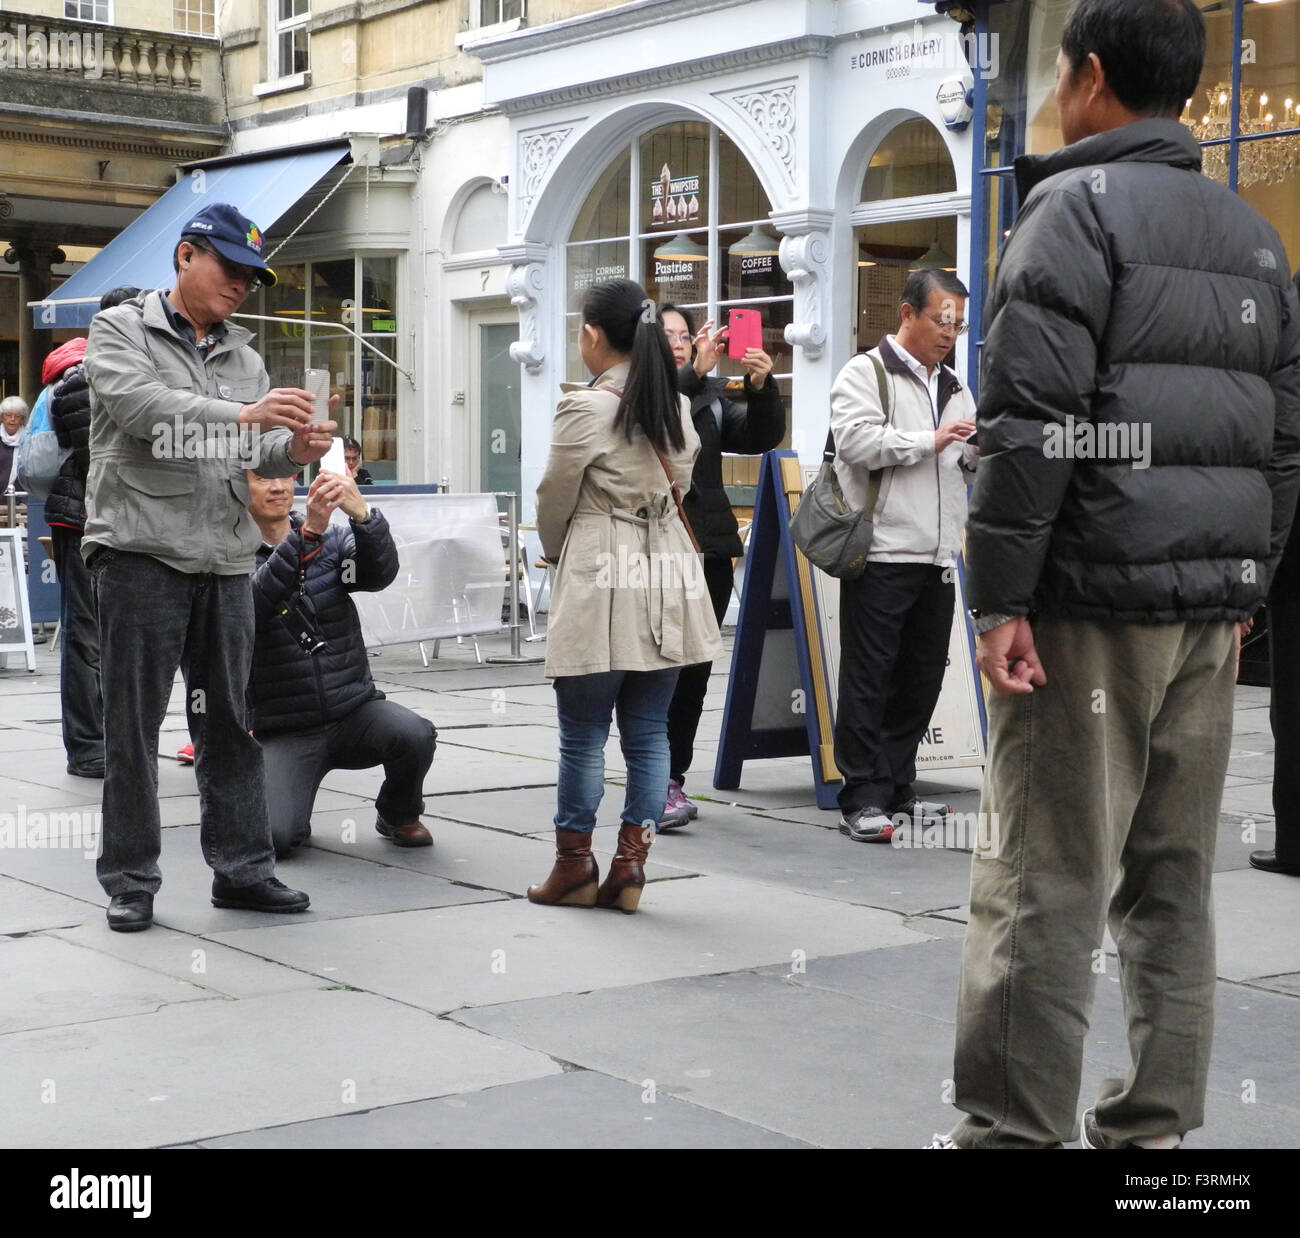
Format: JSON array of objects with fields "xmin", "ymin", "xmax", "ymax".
[
  {"xmin": 773, "ymin": 211, "xmax": 833, "ymax": 361},
  {"xmin": 517, "ymin": 126, "xmax": 573, "ymax": 231},
  {"xmin": 720, "ymin": 81, "xmax": 797, "ymax": 185},
  {"xmin": 501, "ymin": 244, "xmax": 549, "ymax": 373}
]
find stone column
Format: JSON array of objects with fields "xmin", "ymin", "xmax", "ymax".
[{"xmin": 7, "ymin": 242, "xmax": 66, "ymax": 407}]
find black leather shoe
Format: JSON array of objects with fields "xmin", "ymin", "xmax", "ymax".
[
  {"xmin": 1249, "ymin": 850, "xmax": 1300, "ymax": 876},
  {"xmin": 67, "ymin": 762, "xmax": 106, "ymax": 778},
  {"xmin": 211, "ymin": 876, "xmax": 310, "ymax": 913},
  {"xmin": 107, "ymin": 891, "xmax": 153, "ymax": 932}
]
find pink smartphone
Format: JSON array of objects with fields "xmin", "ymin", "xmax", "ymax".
[{"xmin": 726, "ymin": 308, "xmax": 762, "ymax": 360}]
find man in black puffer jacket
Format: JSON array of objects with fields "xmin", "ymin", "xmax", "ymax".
[
  {"xmin": 247, "ymin": 468, "xmax": 436, "ymax": 857},
  {"xmin": 656, "ymin": 303, "xmax": 785, "ymax": 827},
  {"xmin": 942, "ymin": 0, "xmax": 1300, "ymax": 1152}
]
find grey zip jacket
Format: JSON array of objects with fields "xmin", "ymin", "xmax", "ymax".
[{"xmin": 82, "ymin": 289, "xmax": 299, "ymax": 575}]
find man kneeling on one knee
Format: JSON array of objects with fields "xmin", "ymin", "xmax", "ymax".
[{"xmin": 246, "ymin": 467, "xmax": 437, "ymax": 857}]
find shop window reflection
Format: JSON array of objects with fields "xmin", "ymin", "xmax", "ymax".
[
  {"xmin": 855, "ymin": 217, "xmax": 959, "ymax": 359},
  {"xmin": 862, "ymin": 117, "xmax": 957, "ymax": 200}
]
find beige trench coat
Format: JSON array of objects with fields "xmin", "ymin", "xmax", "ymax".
[{"xmin": 537, "ymin": 363, "xmax": 722, "ymax": 678}]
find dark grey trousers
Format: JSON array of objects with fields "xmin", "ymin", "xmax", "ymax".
[
  {"xmin": 51, "ymin": 526, "xmax": 103, "ymax": 770},
  {"xmin": 262, "ymin": 698, "xmax": 437, "ymax": 858},
  {"xmin": 91, "ymin": 549, "xmax": 276, "ymax": 895}
]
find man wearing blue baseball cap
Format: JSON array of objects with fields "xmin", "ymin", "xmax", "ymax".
[{"xmin": 84, "ymin": 201, "xmax": 337, "ymax": 932}]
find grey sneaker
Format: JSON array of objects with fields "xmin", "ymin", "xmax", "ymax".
[
  {"xmin": 1080, "ymin": 1107, "xmax": 1181, "ymax": 1149},
  {"xmin": 839, "ymin": 807, "xmax": 895, "ymax": 844}
]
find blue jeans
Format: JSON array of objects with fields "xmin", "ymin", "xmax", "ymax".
[{"xmin": 553, "ymin": 668, "xmax": 680, "ymax": 834}]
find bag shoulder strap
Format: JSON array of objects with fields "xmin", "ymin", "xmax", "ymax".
[{"xmin": 861, "ymin": 354, "xmax": 894, "ymax": 515}]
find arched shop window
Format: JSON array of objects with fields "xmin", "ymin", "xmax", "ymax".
[
  {"xmin": 256, "ymin": 255, "xmax": 400, "ymax": 480},
  {"xmin": 973, "ymin": 0, "xmax": 1299, "ymax": 366},
  {"xmin": 853, "ymin": 117, "xmax": 960, "ymax": 357},
  {"xmin": 566, "ymin": 120, "xmax": 794, "ymax": 427}
]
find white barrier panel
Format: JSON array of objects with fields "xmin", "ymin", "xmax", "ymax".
[{"xmin": 292, "ymin": 491, "xmax": 506, "ymax": 645}]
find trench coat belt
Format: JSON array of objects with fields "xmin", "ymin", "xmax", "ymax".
[{"xmin": 578, "ymin": 492, "xmax": 685, "ymax": 662}]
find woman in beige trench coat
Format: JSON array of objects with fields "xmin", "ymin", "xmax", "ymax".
[{"xmin": 530, "ymin": 280, "xmax": 721, "ymax": 913}]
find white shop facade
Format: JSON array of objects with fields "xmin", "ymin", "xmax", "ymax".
[{"xmin": 470, "ymin": 0, "xmax": 984, "ymax": 519}]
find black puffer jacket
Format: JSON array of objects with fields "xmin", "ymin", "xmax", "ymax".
[
  {"xmin": 47, "ymin": 363, "xmax": 92, "ymax": 532},
  {"xmin": 967, "ymin": 119, "xmax": 1300, "ymax": 622},
  {"xmin": 248, "ymin": 509, "xmax": 399, "ymax": 735},
  {"xmin": 677, "ymin": 363, "xmax": 786, "ymax": 559}
]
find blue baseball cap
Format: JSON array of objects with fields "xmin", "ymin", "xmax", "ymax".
[{"xmin": 179, "ymin": 202, "xmax": 277, "ymax": 287}]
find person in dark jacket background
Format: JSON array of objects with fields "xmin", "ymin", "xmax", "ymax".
[
  {"xmin": 1258, "ymin": 266, "xmax": 1300, "ymax": 879},
  {"xmin": 343, "ymin": 436, "xmax": 374, "ymax": 486},
  {"xmin": 656, "ymin": 303, "xmax": 785, "ymax": 827},
  {"xmin": 247, "ymin": 467, "xmax": 436, "ymax": 858},
  {"xmin": 939, "ymin": 0, "xmax": 1300, "ymax": 1152},
  {"xmin": 47, "ymin": 287, "xmax": 140, "ymax": 777}
]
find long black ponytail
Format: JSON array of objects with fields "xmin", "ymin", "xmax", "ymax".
[{"xmin": 581, "ymin": 279, "xmax": 684, "ymax": 453}]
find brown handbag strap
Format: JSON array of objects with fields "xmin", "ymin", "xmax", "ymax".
[
  {"xmin": 603, "ymin": 383, "xmax": 701, "ymax": 552},
  {"xmin": 652, "ymin": 444, "xmax": 702, "ymax": 553}
]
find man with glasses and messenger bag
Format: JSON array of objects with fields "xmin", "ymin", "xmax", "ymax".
[{"xmin": 829, "ymin": 269, "xmax": 978, "ymax": 847}]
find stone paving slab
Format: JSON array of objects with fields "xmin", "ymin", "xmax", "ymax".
[
  {"xmin": 454, "ymin": 962, "xmax": 957, "ymax": 1146},
  {"xmin": 303, "ymin": 809, "xmax": 693, "ymax": 893},
  {"xmin": 0, "ymin": 775, "xmax": 105, "ymax": 812},
  {"xmin": 193, "ymin": 1069, "xmax": 809, "ymax": 1149},
  {"xmin": 0, "ymin": 726, "xmax": 68, "ymax": 752},
  {"xmin": 152, "ymin": 788, "xmax": 374, "ymax": 830},
  {"xmin": 0, "ymin": 989, "xmax": 562, "ymax": 1148},
  {"xmin": 1213, "ymin": 869, "xmax": 1300, "ymax": 981},
  {"xmin": 209, "ymin": 875, "xmax": 930, "ymax": 1015},
  {"xmin": 48, "ymin": 922, "xmax": 327, "ymax": 1000},
  {"xmin": 457, "ymin": 939, "xmax": 1300, "ymax": 1148},
  {"xmin": 622, "ymin": 810, "xmax": 976, "ymax": 915},
  {"xmin": 0, "ymin": 875, "xmax": 98, "ymax": 935},
  {"xmin": 1220, "ymin": 784, "xmax": 1277, "ymax": 818},
  {"xmin": 0, "ymin": 934, "xmax": 215, "ymax": 1035},
  {"xmin": 318, "ymin": 749, "xmax": 555, "ymax": 798},
  {"xmin": 0, "ymin": 823, "xmax": 503, "ymax": 936}
]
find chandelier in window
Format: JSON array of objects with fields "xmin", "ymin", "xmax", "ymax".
[{"xmin": 1183, "ymin": 84, "xmax": 1300, "ymax": 187}]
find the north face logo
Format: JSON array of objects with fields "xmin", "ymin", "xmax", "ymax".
[
  {"xmin": 246, "ymin": 226, "xmax": 263, "ymax": 253},
  {"xmin": 1255, "ymin": 248, "xmax": 1278, "ymax": 270}
]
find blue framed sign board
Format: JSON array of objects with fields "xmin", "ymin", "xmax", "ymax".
[{"xmin": 714, "ymin": 450, "xmax": 987, "ymax": 811}]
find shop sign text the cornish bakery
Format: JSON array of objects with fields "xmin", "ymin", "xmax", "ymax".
[{"xmin": 849, "ymin": 37, "xmax": 941, "ymax": 78}]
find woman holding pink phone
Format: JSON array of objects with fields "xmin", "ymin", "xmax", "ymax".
[{"xmin": 656, "ymin": 303, "xmax": 786, "ymax": 829}]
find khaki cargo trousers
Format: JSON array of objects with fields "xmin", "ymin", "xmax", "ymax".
[{"xmin": 950, "ymin": 616, "xmax": 1235, "ymax": 1148}]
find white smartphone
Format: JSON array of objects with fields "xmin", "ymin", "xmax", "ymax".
[
  {"xmin": 303, "ymin": 368, "xmax": 330, "ymax": 423},
  {"xmin": 319, "ymin": 437, "xmax": 347, "ymax": 476}
]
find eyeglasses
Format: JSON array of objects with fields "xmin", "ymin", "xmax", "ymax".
[
  {"xmin": 922, "ymin": 312, "xmax": 968, "ymax": 335},
  {"xmin": 190, "ymin": 240, "xmax": 263, "ymax": 293},
  {"xmin": 664, "ymin": 331, "xmax": 693, "ymax": 345},
  {"xmin": 344, "ymin": 454, "xmax": 361, "ymax": 465}
]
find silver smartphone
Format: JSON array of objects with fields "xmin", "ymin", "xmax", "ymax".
[{"xmin": 303, "ymin": 368, "xmax": 330, "ymax": 423}]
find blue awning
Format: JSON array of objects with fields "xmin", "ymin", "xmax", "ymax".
[{"xmin": 32, "ymin": 141, "xmax": 351, "ymax": 329}]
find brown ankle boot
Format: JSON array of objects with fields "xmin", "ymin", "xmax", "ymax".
[
  {"xmin": 527, "ymin": 829, "xmax": 599, "ymax": 906},
  {"xmin": 596, "ymin": 822, "xmax": 653, "ymax": 913}
]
